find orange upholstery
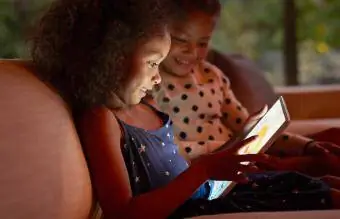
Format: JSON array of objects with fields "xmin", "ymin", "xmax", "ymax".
[{"xmin": 0, "ymin": 60, "xmax": 93, "ymax": 219}]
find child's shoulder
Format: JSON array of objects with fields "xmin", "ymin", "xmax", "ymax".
[
  {"xmin": 199, "ymin": 60, "xmax": 231, "ymax": 86},
  {"xmin": 78, "ymin": 106, "xmax": 116, "ymax": 129}
]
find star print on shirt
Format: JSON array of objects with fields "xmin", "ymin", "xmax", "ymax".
[{"xmin": 138, "ymin": 144, "xmax": 146, "ymax": 153}]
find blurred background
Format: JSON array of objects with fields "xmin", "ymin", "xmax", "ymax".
[{"xmin": 1, "ymin": 0, "xmax": 340, "ymax": 86}]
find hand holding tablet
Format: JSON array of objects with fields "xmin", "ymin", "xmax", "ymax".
[
  {"xmin": 237, "ymin": 96, "xmax": 290, "ymax": 155},
  {"xmin": 208, "ymin": 96, "xmax": 290, "ymax": 200}
]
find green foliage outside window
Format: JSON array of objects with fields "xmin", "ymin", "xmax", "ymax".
[{"xmin": 1, "ymin": 0, "xmax": 340, "ymax": 85}]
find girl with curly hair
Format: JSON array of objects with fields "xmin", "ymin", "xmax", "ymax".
[{"xmin": 30, "ymin": 0, "xmax": 340, "ymax": 218}]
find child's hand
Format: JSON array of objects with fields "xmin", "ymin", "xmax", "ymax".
[
  {"xmin": 257, "ymin": 154, "xmax": 340, "ymax": 177},
  {"xmin": 243, "ymin": 105, "xmax": 268, "ymax": 132},
  {"xmin": 195, "ymin": 136, "xmax": 270, "ymax": 183},
  {"xmin": 315, "ymin": 141, "xmax": 340, "ymax": 156},
  {"xmin": 256, "ymin": 156, "xmax": 312, "ymax": 172},
  {"xmin": 304, "ymin": 141, "xmax": 340, "ymax": 156}
]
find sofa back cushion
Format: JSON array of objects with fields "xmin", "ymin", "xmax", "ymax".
[{"xmin": 0, "ymin": 60, "xmax": 93, "ymax": 219}]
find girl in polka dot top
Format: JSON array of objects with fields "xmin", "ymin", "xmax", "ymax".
[{"xmin": 152, "ymin": 0, "xmax": 339, "ymax": 161}]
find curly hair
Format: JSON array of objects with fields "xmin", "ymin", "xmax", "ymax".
[
  {"xmin": 172, "ymin": 0, "xmax": 221, "ymax": 18},
  {"xmin": 30, "ymin": 0, "xmax": 171, "ymax": 109}
]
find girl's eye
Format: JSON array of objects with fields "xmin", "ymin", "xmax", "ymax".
[
  {"xmin": 198, "ymin": 42, "xmax": 208, "ymax": 48},
  {"xmin": 172, "ymin": 36, "xmax": 187, "ymax": 44},
  {"xmin": 147, "ymin": 61, "xmax": 158, "ymax": 68}
]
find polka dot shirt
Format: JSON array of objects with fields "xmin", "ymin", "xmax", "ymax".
[{"xmin": 153, "ymin": 61, "xmax": 249, "ymax": 159}]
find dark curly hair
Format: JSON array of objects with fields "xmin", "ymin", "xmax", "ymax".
[
  {"xmin": 30, "ymin": 0, "xmax": 172, "ymax": 109},
  {"xmin": 172, "ymin": 0, "xmax": 221, "ymax": 18}
]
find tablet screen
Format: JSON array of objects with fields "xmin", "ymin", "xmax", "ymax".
[{"xmin": 238, "ymin": 96, "xmax": 289, "ymax": 155}]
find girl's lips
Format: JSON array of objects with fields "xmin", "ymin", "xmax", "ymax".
[
  {"xmin": 174, "ymin": 58, "xmax": 195, "ymax": 71},
  {"xmin": 175, "ymin": 58, "xmax": 195, "ymax": 66}
]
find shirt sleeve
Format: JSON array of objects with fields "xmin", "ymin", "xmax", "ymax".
[{"xmin": 216, "ymin": 67, "xmax": 249, "ymax": 133}]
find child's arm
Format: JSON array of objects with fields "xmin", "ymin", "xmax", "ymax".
[
  {"xmin": 266, "ymin": 132, "xmax": 313, "ymax": 156},
  {"xmin": 78, "ymin": 107, "xmax": 266, "ymax": 219},
  {"xmin": 212, "ymin": 66, "xmax": 316, "ymax": 157},
  {"xmin": 218, "ymin": 72, "xmax": 249, "ymax": 133},
  {"xmin": 79, "ymin": 107, "xmax": 209, "ymax": 219}
]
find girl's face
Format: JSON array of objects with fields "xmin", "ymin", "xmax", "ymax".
[
  {"xmin": 161, "ymin": 11, "xmax": 218, "ymax": 76},
  {"xmin": 121, "ymin": 31, "xmax": 171, "ymax": 105}
]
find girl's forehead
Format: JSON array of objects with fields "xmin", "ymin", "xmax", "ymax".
[
  {"xmin": 170, "ymin": 12, "xmax": 217, "ymax": 37},
  {"xmin": 135, "ymin": 34, "xmax": 171, "ymax": 57}
]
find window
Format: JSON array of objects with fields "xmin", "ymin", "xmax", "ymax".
[{"xmin": 212, "ymin": 0, "xmax": 340, "ymax": 86}]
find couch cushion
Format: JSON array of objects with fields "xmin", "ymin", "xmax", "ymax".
[{"xmin": 0, "ymin": 60, "xmax": 93, "ymax": 219}]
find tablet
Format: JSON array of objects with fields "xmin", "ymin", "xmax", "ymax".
[
  {"xmin": 208, "ymin": 96, "xmax": 290, "ymax": 200},
  {"xmin": 237, "ymin": 96, "xmax": 290, "ymax": 156}
]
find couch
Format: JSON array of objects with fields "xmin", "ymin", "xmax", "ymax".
[{"xmin": 1, "ymin": 58, "xmax": 340, "ymax": 219}]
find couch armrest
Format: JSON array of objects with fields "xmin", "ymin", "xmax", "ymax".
[{"xmin": 275, "ymin": 85, "xmax": 340, "ymax": 120}]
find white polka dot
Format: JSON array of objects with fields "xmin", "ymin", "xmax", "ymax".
[
  {"xmin": 135, "ymin": 176, "xmax": 140, "ymax": 182},
  {"xmin": 161, "ymin": 142, "xmax": 166, "ymax": 147},
  {"xmin": 164, "ymin": 171, "xmax": 170, "ymax": 176}
]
